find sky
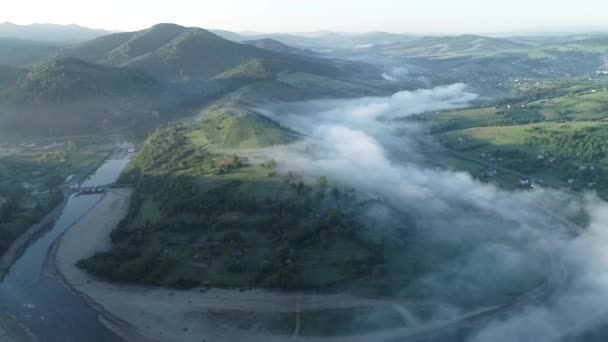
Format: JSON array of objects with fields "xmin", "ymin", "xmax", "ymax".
[{"xmin": 3, "ymin": 0, "xmax": 608, "ymax": 34}]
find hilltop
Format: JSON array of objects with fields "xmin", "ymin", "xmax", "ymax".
[{"xmin": 0, "ymin": 22, "xmax": 109, "ymax": 43}]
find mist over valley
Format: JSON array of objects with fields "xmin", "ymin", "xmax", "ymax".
[{"xmin": 1, "ymin": 9, "xmax": 608, "ymax": 342}]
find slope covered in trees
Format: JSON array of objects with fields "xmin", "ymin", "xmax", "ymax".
[{"xmin": 59, "ymin": 24, "xmax": 374, "ymax": 82}]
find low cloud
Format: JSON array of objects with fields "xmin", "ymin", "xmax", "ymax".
[
  {"xmin": 471, "ymin": 196, "xmax": 608, "ymax": 342},
  {"xmin": 253, "ymin": 84, "xmax": 608, "ymax": 340}
]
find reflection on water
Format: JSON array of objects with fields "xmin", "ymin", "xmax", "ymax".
[
  {"xmin": 0, "ymin": 141, "xmax": 133, "ymax": 342},
  {"xmin": 1, "ymin": 194, "xmax": 101, "ymax": 287}
]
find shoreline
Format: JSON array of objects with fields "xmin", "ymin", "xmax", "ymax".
[
  {"xmin": 0, "ymin": 144, "xmax": 125, "ymax": 342},
  {"xmin": 0, "ymin": 190, "xmax": 69, "ymax": 342},
  {"xmin": 50, "ymin": 188, "xmax": 537, "ymax": 342},
  {"xmin": 0, "ymin": 189, "xmax": 69, "ymax": 280},
  {"xmin": 0, "ymin": 140, "xmax": 120, "ymax": 280},
  {"xmin": 47, "ymin": 188, "xmax": 154, "ymax": 342},
  {"xmin": 51, "ymin": 188, "xmax": 400, "ymax": 342}
]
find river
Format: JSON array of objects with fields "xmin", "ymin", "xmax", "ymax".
[{"xmin": 0, "ymin": 142, "xmax": 134, "ymax": 342}]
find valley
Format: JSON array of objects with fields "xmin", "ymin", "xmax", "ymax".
[{"xmin": 0, "ymin": 18, "xmax": 607, "ymax": 342}]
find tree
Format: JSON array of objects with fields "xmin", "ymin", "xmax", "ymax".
[
  {"xmin": 317, "ymin": 176, "xmax": 328, "ymax": 188},
  {"xmin": 262, "ymin": 159, "xmax": 277, "ymax": 169},
  {"xmin": 44, "ymin": 174, "xmax": 64, "ymax": 188}
]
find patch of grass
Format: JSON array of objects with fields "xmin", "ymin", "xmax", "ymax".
[{"xmin": 139, "ymin": 199, "xmax": 163, "ymax": 225}]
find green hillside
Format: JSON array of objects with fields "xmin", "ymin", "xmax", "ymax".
[
  {"xmin": 87, "ymin": 101, "xmax": 387, "ymax": 293},
  {"xmin": 424, "ymin": 76, "xmax": 608, "ymax": 195},
  {"xmin": 243, "ymin": 38, "xmax": 314, "ymax": 56},
  {"xmin": 213, "ymin": 59, "xmax": 279, "ymax": 81},
  {"xmin": 0, "ymin": 58, "xmax": 162, "ymax": 136},
  {"xmin": 60, "ymin": 24, "xmax": 370, "ymax": 82},
  {"xmin": 124, "ymin": 28, "xmax": 272, "ymax": 80},
  {"xmin": 124, "ymin": 102, "xmax": 296, "ymax": 178},
  {"xmin": 20, "ymin": 57, "xmax": 157, "ymax": 100},
  {"xmin": 378, "ymin": 34, "xmax": 531, "ymax": 58},
  {"xmin": 192, "ymin": 103, "xmax": 297, "ymax": 149}
]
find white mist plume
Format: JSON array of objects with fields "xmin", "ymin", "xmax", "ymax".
[
  {"xmin": 253, "ymin": 84, "xmax": 608, "ymax": 340},
  {"xmin": 471, "ymin": 196, "xmax": 608, "ymax": 342}
]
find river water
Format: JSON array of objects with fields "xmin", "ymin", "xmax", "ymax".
[{"xmin": 0, "ymin": 142, "xmax": 134, "ymax": 342}]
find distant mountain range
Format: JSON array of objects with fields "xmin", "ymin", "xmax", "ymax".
[
  {"xmin": 369, "ymin": 34, "xmax": 530, "ymax": 58},
  {"xmin": 243, "ymin": 38, "xmax": 317, "ymax": 56},
  {"xmin": 0, "ymin": 23, "xmax": 384, "ymax": 136},
  {"xmin": 211, "ymin": 30, "xmax": 419, "ymax": 51},
  {"xmin": 3, "ymin": 22, "xmax": 606, "ymax": 138},
  {"xmin": 0, "ymin": 22, "xmax": 110, "ymax": 42},
  {"xmin": 0, "ymin": 38, "xmax": 65, "ymax": 67}
]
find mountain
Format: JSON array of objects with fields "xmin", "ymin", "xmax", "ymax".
[
  {"xmin": 0, "ymin": 57, "xmax": 161, "ymax": 136},
  {"xmin": 210, "ymin": 29, "xmax": 245, "ymax": 42},
  {"xmin": 312, "ymin": 31, "xmax": 420, "ymax": 50},
  {"xmin": 0, "ymin": 22, "xmax": 110, "ymax": 43},
  {"xmin": 213, "ymin": 30, "xmax": 418, "ymax": 51},
  {"xmin": 0, "ymin": 38, "xmax": 65, "ymax": 67},
  {"xmin": 0, "ymin": 24, "xmax": 384, "ymax": 137},
  {"xmin": 59, "ymin": 24, "xmax": 374, "ymax": 82},
  {"xmin": 243, "ymin": 38, "xmax": 316, "ymax": 56},
  {"xmin": 375, "ymin": 34, "xmax": 531, "ymax": 58},
  {"xmin": 18, "ymin": 57, "xmax": 157, "ymax": 101}
]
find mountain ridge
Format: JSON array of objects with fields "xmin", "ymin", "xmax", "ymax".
[
  {"xmin": 59, "ymin": 24, "xmax": 375, "ymax": 81},
  {"xmin": 0, "ymin": 22, "xmax": 110, "ymax": 42}
]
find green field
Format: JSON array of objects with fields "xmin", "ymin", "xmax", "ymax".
[{"xmin": 425, "ymin": 77, "xmax": 608, "ymax": 195}]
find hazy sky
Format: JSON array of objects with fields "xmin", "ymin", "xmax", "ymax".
[{"xmin": 3, "ymin": 0, "xmax": 608, "ymax": 34}]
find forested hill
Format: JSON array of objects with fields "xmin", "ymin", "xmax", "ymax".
[
  {"xmin": 0, "ymin": 23, "xmax": 386, "ymax": 138},
  {"xmin": 18, "ymin": 57, "xmax": 158, "ymax": 101},
  {"xmin": 58, "ymin": 23, "xmax": 375, "ymax": 81}
]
